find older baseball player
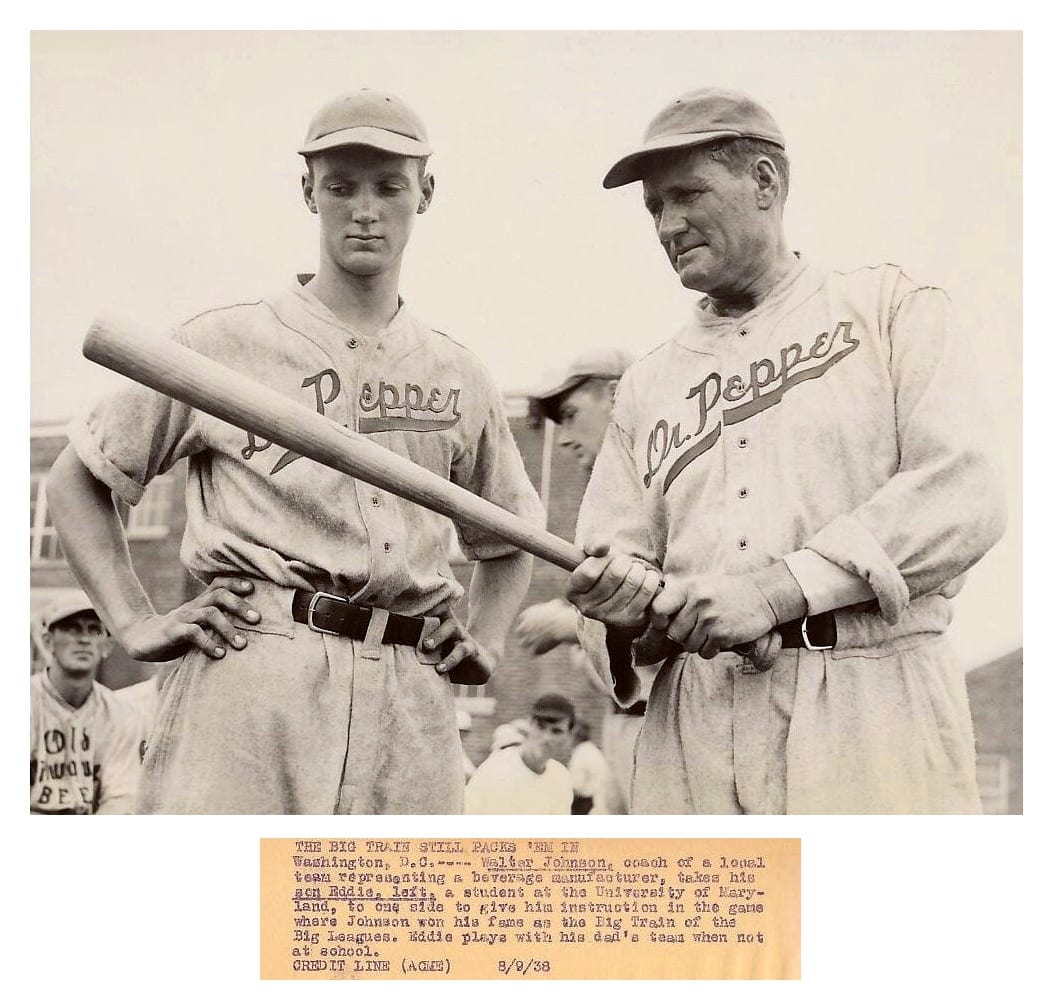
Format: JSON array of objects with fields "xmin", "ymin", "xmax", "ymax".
[
  {"xmin": 516, "ymin": 347, "xmax": 647, "ymax": 813},
  {"xmin": 30, "ymin": 592, "xmax": 141, "ymax": 814},
  {"xmin": 566, "ymin": 88, "xmax": 1007, "ymax": 814},
  {"xmin": 46, "ymin": 89, "xmax": 544, "ymax": 814}
]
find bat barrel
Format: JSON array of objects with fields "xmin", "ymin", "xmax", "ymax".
[{"xmin": 83, "ymin": 317, "xmax": 584, "ymax": 573}]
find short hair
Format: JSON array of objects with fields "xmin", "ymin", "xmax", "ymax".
[
  {"xmin": 303, "ymin": 154, "xmax": 430, "ymax": 186},
  {"xmin": 700, "ymin": 136, "xmax": 790, "ymax": 202}
]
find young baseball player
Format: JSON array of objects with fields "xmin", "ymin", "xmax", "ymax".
[
  {"xmin": 566, "ymin": 88, "xmax": 1007, "ymax": 814},
  {"xmin": 516, "ymin": 348, "xmax": 646, "ymax": 813},
  {"xmin": 30, "ymin": 592, "xmax": 142, "ymax": 814},
  {"xmin": 464, "ymin": 693, "xmax": 575, "ymax": 814},
  {"xmin": 46, "ymin": 89, "xmax": 545, "ymax": 814}
]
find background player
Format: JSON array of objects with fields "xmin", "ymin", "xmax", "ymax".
[
  {"xmin": 30, "ymin": 592, "xmax": 141, "ymax": 814},
  {"xmin": 465, "ymin": 693, "xmax": 575, "ymax": 814},
  {"xmin": 45, "ymin": 89, "xmax": 544, "ymax": 814},
  {"xmin": 567, "ymin": 88, "xmax": 1007, "ymax": 814},
  {"xmin": 516, "ymin": 348, "xmax": 643, "ymax": 812}
]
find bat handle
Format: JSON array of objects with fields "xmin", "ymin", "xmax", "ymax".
[{"xmin": 634, "ymin": 627, "xmax": 782, "ymax": 671}]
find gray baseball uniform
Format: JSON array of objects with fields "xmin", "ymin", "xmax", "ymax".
[
  {"xmin": 70, "ymin": 277, "xmax": 544, "ymax": 813},
  {"xmin": 577, "ymin": 259, "xmax": 1006, "ymax": 814},
  {"xmin": 30, "ymin": 672, "xmax": 141, "ymax": 814}
]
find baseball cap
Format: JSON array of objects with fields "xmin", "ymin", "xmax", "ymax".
[
  {"xmin": 531, "ymin": 347, "xmax": 636, "ymax": 423},
  {"xmin": 603, "ymin": 87, "xmax": 784, "ymax": 189},
  {"xmin": 298, "ymin": 89, "xmax": 432, "ymax": 159},
  {"xmin": 41, "ymin": 590, "xmax": 100, "ymax": 632},
  {"xmin": 532, "ymin": 693, "xmax": 575, "ymax": 725}
]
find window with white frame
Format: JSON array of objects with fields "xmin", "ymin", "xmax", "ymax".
[
  {"xmin": 31, "ymin": 470, "xmax": 174, "ymax": 562},
  {"xmin": 29, "ymin": 473, "xmax": 64, "ymax": 564},
  {"xmin": 125, "ymin": 474, "xmax": 174, "ymax": 538}
]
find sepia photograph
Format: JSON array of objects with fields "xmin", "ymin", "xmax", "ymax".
[
  {"xmin": 29, "ymin": 30, "xmax": 1021, "ymax": 819},
  {"xmin": 20, "ymin": 23, "xmax": 1033, "ymax": 998}
]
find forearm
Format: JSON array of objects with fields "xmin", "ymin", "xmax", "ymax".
[
  {"xmin": 465, "ymin": 550, "xmax": 534, "ymax": 658},
  {"xmin": 47, "ymin": 446, "xmax": 155, "ymax": 640}
]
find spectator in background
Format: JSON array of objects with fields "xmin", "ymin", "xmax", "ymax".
[
  {"xmin": 465, "ymin": 694, "xmax": 575, "ymax": 814},
  {"xmin": 30, "ymin": 592, "xmax": 141, "ymax": 814},
  {"xmin": 516, "ymin": 348, "xmax": 649, "ymax": 813},
  {"xmin": 457, "ymin": 708, "xmax": 476, "ymax": 783},
  {"xmin": 568, "ymin": 720, "xmax": 611, "ymax": 815}
]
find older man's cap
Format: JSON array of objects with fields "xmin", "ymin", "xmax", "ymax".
[
  {"xmin": 41, "ymin": 590, "xmax": 100, "ymax": 632},
  {"xmin": 530, "ymin": 346, "xmax": 636, "ymax": 423},
  {"xmin": 299, "ymin": 89, "xmax": 432, "ymax": 159},
  {"xmin": 532, "ymin": 692, "xmax": 575, "ymax": 724},
  {"xmin": 603, "ymin": 87, "xmax": 784, "ymax": 189}
]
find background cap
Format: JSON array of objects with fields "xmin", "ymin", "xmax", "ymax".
[
  {"xmin": 41, "ymin": 590, "xmax": 99, "ymax": 631},
  {"xmin": 532, "ymin": 692, "xmax": 576, "ymax": 724},
  {"xmin": 603, "ymin": 87, "xmax": 784, "ymax": 189},
  {"xmin": 298, "ymin": 89, "xmax": 432, "ymax": 158},
  {"xmin": 530, "ymin": 346, "xmax": 636, "ymax": 423}
]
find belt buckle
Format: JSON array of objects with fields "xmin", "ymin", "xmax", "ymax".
[
  {"xmin": 306, "ymin": 591, "xmax": 350, "ymax": 636},
  {"xmin": 800, "ymin": 615, "xmax": 834, "ymax": 652}
]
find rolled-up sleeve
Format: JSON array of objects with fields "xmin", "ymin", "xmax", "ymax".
[{"xmin": 67, "ymin": 328, "xmax": 202, "ymax": 506}]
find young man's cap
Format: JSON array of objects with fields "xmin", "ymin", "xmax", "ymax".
[
  {"xmin": 532, "ymin": 692, "xmax": 575, "ymax": 725},
  {"xmin": 298, "ymin": 89, "xmax": 432, "ymax": 159},
  {"xmin": 41, "ymin": 590, "xmax": 100, "ymax": 631},
  {"xmin": 530, "ymin": 347, "xmax": 636, "ymax": 423},
  {"xmin": 603, "ymin": 87, "xmax": 784, "ymax": 189}
]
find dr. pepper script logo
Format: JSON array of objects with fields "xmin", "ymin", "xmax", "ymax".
[
  {"xmin": 644, "ymin": 322, "xmax": 859, "ymax": 494},
  {"xmin": 241, "ymin": 370, "xmax": 462, "ymax": 475}
]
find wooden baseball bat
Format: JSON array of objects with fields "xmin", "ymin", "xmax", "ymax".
[{"xmin": 82, "ymin": 316, "xmax": 780, "ymax": 671}]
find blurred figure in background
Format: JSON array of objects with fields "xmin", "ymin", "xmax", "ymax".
[
  {"xmin": 568, "ymin": 720, "xmax": 611, "ymax": 815},
  {"xmin": 456, "ymin": 708, "xmax": 476, "ymax": 783},
  {"xmin": 517, "ymin": 348, "xmax": 650, "ymax": 813},
  {"xmin": 465, "ymin": 694, "xmax": 575, "ymax": 814}
]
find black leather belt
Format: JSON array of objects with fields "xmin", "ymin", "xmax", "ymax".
[
  {"xmin": 777, "ymin": 611, "xmax": 837, "ymax": 651},
  {"xmin": 613, "ymin": 701, "xmax": 648, "ymax": 716},
  {"xmin": 291, "ymin": 590, "xmax": 431, "ymax": 648}
]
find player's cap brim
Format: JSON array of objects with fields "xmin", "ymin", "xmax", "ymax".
[
  {"xmin": 298, "ymin": 126, "xmax": 432, "ymax": 158},
  {"xmin": 603, "ymin": 129, "xmax": 753, "ymax": 188}
]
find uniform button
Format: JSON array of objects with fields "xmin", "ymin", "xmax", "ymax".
[
  {"xmin": 738, "ymin": 436, "xmax": 749, "ymax": 449},
  {"xmin": 739, "ymin": 327, "xmax": 749, "ymax": 338},
  {"xmin": 738, "ymin": 538, "xmax": 749, "ymax": 550},
  {"xmin": 738, "ymin": 487, "xmax": 749, "ymax": 499},
  {"xmin": 346, "ymin": 338, "xmax": 359, "ymax": 349},
  {"xmin": 383, "ymin": 542, "xmax": 392, "ymax": 552},
  {"xmin": 371, "ymin": 496, "xmax": 381, "ymax": 508}
]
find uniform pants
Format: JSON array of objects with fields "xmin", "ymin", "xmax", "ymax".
[
  {"xmin": 602, "ymin": 707, "xmax": 645, "ymax": 815},
  {"xmin": 137, "ymin": 582, "xmax": 463, "ymax": 814},
  {"xmin": 630, "ymin": 606, "xmax": 982, "ymax": 815}
]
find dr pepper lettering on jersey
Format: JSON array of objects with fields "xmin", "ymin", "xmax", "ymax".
[
  {"xmin": 240, "ymin": 368, "xmax": 463, "ymax": 472},
  {"xmin": 644, "ymin": 321, "xmax": 860, "ymax": 494}
]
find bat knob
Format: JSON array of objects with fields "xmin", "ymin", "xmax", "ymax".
[
  {"xmin": 633, "ymin": 627, "xmax": 679, "ymax": 666},
  {"xmin": 734, "ymin": 631, "xmax": 782, "ymax": 672}
]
